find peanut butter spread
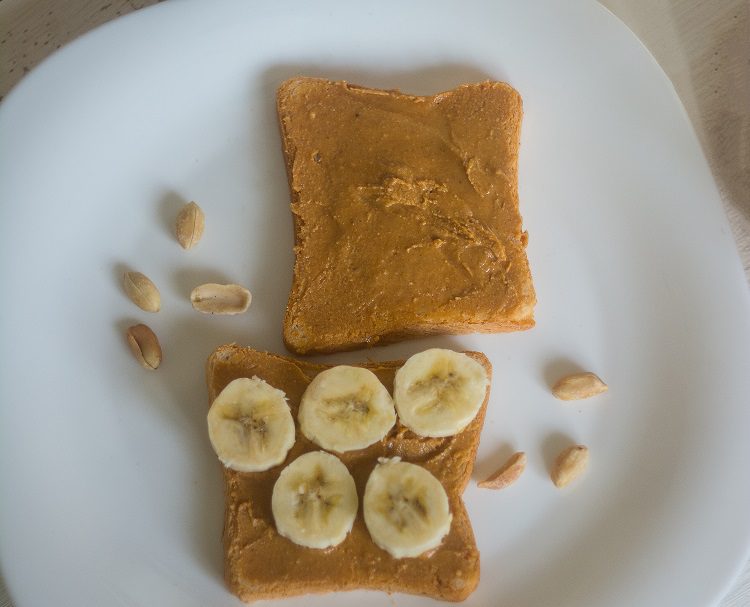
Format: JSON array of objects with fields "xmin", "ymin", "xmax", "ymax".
[
  {"xmin": 208, "ymin": 346, "xmax": 487, "ymax": 602},
  {"xmin": 278, "ymin": 78, "xmax": 535, "ymax": 353}
]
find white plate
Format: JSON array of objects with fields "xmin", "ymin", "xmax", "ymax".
[{"xmin": 1, "ymin": 1, "xmax": 749, "ymax": 605}]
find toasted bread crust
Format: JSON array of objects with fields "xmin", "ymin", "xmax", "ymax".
[{"xmin": 206, "ymin": 344, "xmax": 490, "ymax": 602}]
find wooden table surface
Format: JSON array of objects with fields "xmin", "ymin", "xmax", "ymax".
[{"xmin": 1, "ymin": 1, "xmax": 748, "ymax": 605}]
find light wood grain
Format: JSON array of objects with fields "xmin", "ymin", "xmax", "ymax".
[{"xmin": 0, "ymin": 1, "xmax": 747, "ymax": 606}]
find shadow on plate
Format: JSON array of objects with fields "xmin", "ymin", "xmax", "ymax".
[
  {"xmin": 541, "ymin": 431, "xmax": 577, "ymax": 477},
  {"xmin": 471, "ymin": 440, "xmax": 517, "ymax": 482},
  {"xmin": 541, "ymin": 357, "xmax": 588, "ymax": 392},
  {"xmin": 259, "ymin": 62, "xmax": 499, "ymax": 99},
  {"xmin": 115, "ymin": 313, "xmax": 252, "ymax": 582},
  {"xmin": 156, "ymin": 190, "xmax": 188, "ymax": 242}
]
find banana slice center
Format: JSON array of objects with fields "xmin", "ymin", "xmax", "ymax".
[
  {"xmin": 322, "ymin": 391, "xmax": 371, "ymax": 422},
  {"xmin": 381, "ymin": 482, "xmax": 430, "ymax": 532},
  {"xmin": 410, "ymin": 370, "xmax": 466, "ymax": 415},
  {"xmin": 233, "ymin": 414, "xmax": 266, "ymax": 433},
  {"xmin": 229, "ymin": 412, "xmax": 271, "ymax": 451},
  {"xmin": 293, "ymin": 469, "xmax": 343, "ymax": 525}
]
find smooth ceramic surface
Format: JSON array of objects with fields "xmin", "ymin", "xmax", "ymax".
[{"xmin": 1, "ymin": 1, "xmax": 749, "ymax": 605}]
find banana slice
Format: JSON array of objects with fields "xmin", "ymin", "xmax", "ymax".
[
  {"xmin": 272, "ymin": 451, "xmax": 358, "ymax": 549},
  {"xmin": 363, "ymin": 457, "xmax": 452, "ymax": 558},
  {"xmin": 299, "ymin": 365, "xmax": 396, "ymax": 452},
  {"xmin": 393, "ymin": 349, "xmax": 488, "ymax": 437},
  {"xmin": 207, "ymin": 377, "xmax": 295, "ymax": 473}
]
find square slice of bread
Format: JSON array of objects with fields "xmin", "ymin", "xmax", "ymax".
[
  {"xmin": 278, "ymin": 77, "xmax": 536, "ymax": 354},
  {"xmin": 206, "ymin": 344, "xmax": 491, "ymax": 602}
]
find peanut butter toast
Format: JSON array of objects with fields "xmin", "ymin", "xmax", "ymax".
[
  {"xmin": 206, "ymin": 344, "xmax": 491, "ymax": 602},
  {"xmin": 278, "ymin": 77, "xmax": 536, "ymax": 354}
]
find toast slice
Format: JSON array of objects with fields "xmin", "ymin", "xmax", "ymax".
[
  {"xmin": 277, "ymin": 77, "xmax": 536, "ymax": 354},
  {"xmin": 206, "ymin": 344, "xmax": 490, "ymax": 602}
]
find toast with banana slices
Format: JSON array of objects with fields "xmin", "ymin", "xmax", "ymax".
[{"xmin": 206, "ymin": 344, "xmax": 491, "ymax": 602}]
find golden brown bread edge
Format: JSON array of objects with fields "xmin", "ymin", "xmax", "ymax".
[
  {"xmin": 276, "ymin": 77, "xmax": 535, "ymax": 355},
  {"xmin": 206, "ymin": 344, "xmax": 491, "ymax": 602}
]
